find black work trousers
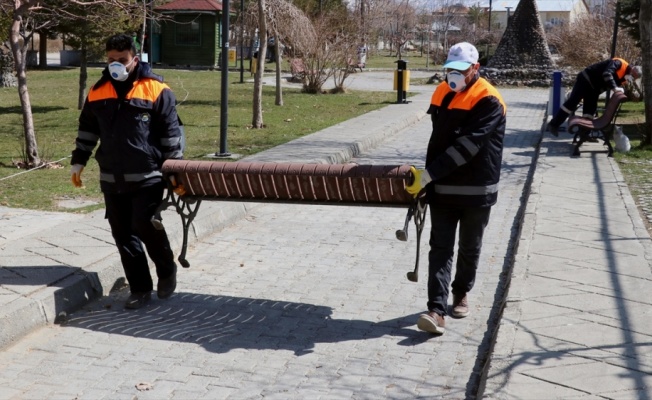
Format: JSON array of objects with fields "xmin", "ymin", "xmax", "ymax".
[
  {"xmin": 104, "ymin": 182, "xmax": 176, "ymax": 294},
  {"xmin": 426, "ymin": 205, "xmax": 491, "ymax": 316},
  {"xmin": 550, "ymin": 72, "xmax": 601, "ymax": 128}
]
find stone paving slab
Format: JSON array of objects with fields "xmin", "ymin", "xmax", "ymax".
[{"xmin": 482, "ymin": 133, "xmax": 652, "ymax": 398}]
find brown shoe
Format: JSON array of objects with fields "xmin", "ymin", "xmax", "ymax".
[
  {"xmin": 417, "ymin": 312, "xmax": 445, "ymax": 334},
  {"xmin": 452, "ymin": 293, "xmax": 470, "ymax": 318}
]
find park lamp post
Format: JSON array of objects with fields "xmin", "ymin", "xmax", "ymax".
[
  {"xmin": 488, "ymin": 0, "xmax": 492, "ymax": 32},
  {"xmin": 216, "ymin": 0, "xmax": 232, "ymax": 157},
  {"xmin": 239, "ymin": 0, "xmax": 244, "ymax": 84}
]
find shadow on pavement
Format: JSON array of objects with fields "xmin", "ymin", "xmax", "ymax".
[{"xmin": 62, "ymin": 292, "xmax": 429, "ymax": 356}]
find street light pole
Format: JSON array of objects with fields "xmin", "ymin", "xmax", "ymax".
[
  {"xmin": 217, "ymin": 0, "xmax": 231, "ymax": 157},
  {"xmin": 239, "ymin": 0, "xmax": 244, "ymax": 83},
  {"xmin": 488, "ymin": 0, "xmax": 492, "ymax": 32}
]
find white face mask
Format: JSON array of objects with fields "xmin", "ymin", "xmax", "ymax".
[
  {"xmin": 108, "ymin": 58, "xmax": 136, "ymax": 81},
  {"xmin": 447, "ymin": 70, "xmax": 471, "ymax": 92}
]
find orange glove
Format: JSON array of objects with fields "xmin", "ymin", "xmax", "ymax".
[
  {"xmin": 169, "ymin": 175, "xmax": 186, "ymax": 196},
  {"xmin": 71, "ymin": 164, "xmax": 84, "ymax": 188},
  {"xmin": 173, "ymin": 185, "xmax": 186, "ymax": 196}
]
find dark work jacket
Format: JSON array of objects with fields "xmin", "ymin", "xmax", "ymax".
[
  {"xmin": 425, "ymin": 75, "xmax": 506, "ymax": 208},
  {"xmin": 583, "ymin": 58, "xmax": 630, "ymax": 92},
  {"xmin": 71, "ymin": 62, "xmax": 183, "ymax": 193}
]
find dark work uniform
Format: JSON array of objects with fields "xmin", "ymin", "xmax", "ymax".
[
  {"xmin": 424, "ymin": 74, "xmax": 506, "ymax": 317},
  {"xmin": 549, "ymin": 58, "xmax": 630, "ymax": 129},
  {"xmin": 71, "ymin": 62, "xmax": 183, "ymax": 294}
]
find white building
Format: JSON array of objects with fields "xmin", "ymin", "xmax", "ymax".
[{"xmin": 479, "ymin": 0, "xmax": 590, "ymax": 31}]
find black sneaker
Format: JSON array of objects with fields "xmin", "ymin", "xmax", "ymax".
[
  {"xmin": 157, "ymin": 265, "xmax": 177, "ymax": 299},
  {"xmin": 125, "ymin": 292, "xmax": 151, "ymax": 309},
  {"xmin": 547, "ymin": 123, "xmax": 559, "ymax": 137}
]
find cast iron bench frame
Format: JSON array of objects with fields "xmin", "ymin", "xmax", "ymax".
[{"xmin": 568, "ymin": 90, "xmax": 628, "ymax": 157}]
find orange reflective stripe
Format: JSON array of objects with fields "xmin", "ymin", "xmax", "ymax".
[
  {"xmin": 430, "ymin": 82, "xmax": 452, "ymax": 106},
  {"xmin": 613, "ymin": 58, "xmax": 629, "ymax": 80},
  {"xmin": 88, "ymin": 82, "xmax": 117, "ymax": 102},
  {"xmin": 86, "ymin": 79, "xmax": 169, "ymax": 103},
  {"xmin": 127, "ymin": 79, "xmax": 169, "ymax": 102},
  {"xmin": 430, "ymin": 79, "xmax": 505, "ymax": 114},
  {"xmin": 449, "ymin": 78, "xmax": 507, "ymax": 114}
]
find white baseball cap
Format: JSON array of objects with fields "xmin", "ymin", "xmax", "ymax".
[{"xmin": 443, "ymin": 42, "xmax": 479, "ymax": 71}]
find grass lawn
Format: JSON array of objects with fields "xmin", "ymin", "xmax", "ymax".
[
  {"xmin": 611, "ymin": 99, "xmax": 652, "ymax": 230},
  {"xmin": 0, "ymin": 67, "xmax": 395, "ymax": 212}
]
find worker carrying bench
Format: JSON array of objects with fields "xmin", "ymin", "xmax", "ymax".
[
  {"xmin": 568, "ymin": 90, "xmax": 628, "ymax": 157},
  {"xmin": 160, "ymin": 160, "xmax": 427, "ymax": 282}
]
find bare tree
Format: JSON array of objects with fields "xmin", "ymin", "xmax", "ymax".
[
  {"xmin": 356, "ymin": 0, "xmax": 393, "ymax": 53},
  {"xmin": 243, "ymin": 0, "xmax": 315, "ymax": 125},
  {"xmin": 59, "ymin": 2, "xmax": 145, "ymax": 109},
  {"xmin": 0, "ymin": 0, "xmax": 138, "ymax": 167},
  {"xmin": 261, "ymin": 0, "xmax": 315, "ymax": 105},
  {"xmin": 322, "ymin": 12, "xmax": 360, "ymax": 92},
  {"xmin": 547, "ymin": 13, "xmax": 639, "ymax": 69},
  {"xmin": 388, "ymin": 0, "xmax": 417, "ymax": 59},
  {"xmin": 252, "ymin": 0, "xmax": 268, "ymax": 128}
]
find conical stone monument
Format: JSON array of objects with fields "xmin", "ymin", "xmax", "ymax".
[{"xmin": 483, "ymin": 0, "xmax": 556, "ymax": 86}]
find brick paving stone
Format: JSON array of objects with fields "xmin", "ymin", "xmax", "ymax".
[{"xmin": 0, "ymin": 87, "xmax": 550, "ymax": 399}]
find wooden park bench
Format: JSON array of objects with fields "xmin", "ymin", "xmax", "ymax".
[
  {"xmin": 159, "ymin": 160, "xmax": 427, "ymax": 282},
  {"xmin": 290, "ymin": 58, "xmax": 306, "ymax": 82},
  {"xmin": 347, "ymin": 58, "xmax": 364, "ymax": 73},
  {"xmin": 568, "ymin": 90, "xmax": 628, "ymax": 157}
]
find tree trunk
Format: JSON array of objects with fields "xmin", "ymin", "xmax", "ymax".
[
  {"xmin": 274, "ymin": 29, "xmax": 283, "ymax": 106},
  {"xmin": 78, "ymin": 40, "xmax": 88, "ymax": 110},
  {"xmin": 641, "ymin": 0, "xmax": 652, "ymax": 145},
  {"xmin": 38, "ymin": 31, "xmax": 47, "ymax": 68},
  {"xmin": 252, "ymin": 0, "xmax": 268, "ymax": 128},
  {"xmin": 10, "ymin": 17, "xmax": 40, "ymax": 167}
]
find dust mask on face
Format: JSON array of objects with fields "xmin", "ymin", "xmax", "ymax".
[
  {"xmin": 108, "ymin": 58, "xmax": 136, "ymax": 81},
  {"xmin": 446, "ymin": 70, "xmax": 468, "ymax": 92}
]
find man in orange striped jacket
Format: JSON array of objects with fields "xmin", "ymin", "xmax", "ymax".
[
  {"xmin": 406, "ymin": 42, "xmax": 506, "ymax": 335},
  {"xmin": 547, "ymin": 58, "xmax": 641, "ymax": 136},
  {"xmin": 70, "ymin": 34, "xmax": 183, "ymax": 309}
]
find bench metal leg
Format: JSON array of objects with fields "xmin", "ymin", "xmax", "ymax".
[
  {"xmin": 572, "ymin": 137, "xmax": 584, "ymax": 157},
  {"xmin": 605, "ymin": 139, "xmax": 614, "ymax": 157},
  {"xmin": 157, "ymin": 187, "xmax": 202, "ymax": 268},
  {"xmin": 398, "ymin": 194, "xmax": 427, "ymax": 283}
]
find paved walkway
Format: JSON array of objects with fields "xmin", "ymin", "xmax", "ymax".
[
  {"xmin": 0, "ymin": 78, "xmax": 651, "ymax": 399},
  {"xmin": 482, "ymin": 135, "xmax": 652, "ymax": 398}
]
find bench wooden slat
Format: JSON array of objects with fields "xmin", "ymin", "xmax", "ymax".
[{"xmin": 162, "ymin": 160, "xmax": 414, "ymax": 206}]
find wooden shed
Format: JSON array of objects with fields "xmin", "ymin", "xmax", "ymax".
[{"xmin": 155, "ymin": 0, "xmax": 225, "ymax": 67}]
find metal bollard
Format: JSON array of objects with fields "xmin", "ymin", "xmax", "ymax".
[
  {"xmin": 394, "ymin": 59, "xmax": 410, "ymax": 104},
  {"xmin": 552, "ymin": 70, "xmax": 562, "ymax": 116}
]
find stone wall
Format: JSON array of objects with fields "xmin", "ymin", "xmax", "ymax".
[{"xmin": 480, "ymin": 66, "xmax": 578, "ymax": 88}]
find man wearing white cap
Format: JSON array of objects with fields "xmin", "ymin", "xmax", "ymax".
[{"xmin": 406, "ymin": 42, "xmax": 507, "ymax": 335}]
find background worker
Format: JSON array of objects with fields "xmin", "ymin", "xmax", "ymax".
[
  {"xmin": 406, "ymin": 42, "xmax": 507, "ymax": 335},
  {"xmin": 548, "ymin": 58, "xmax": 641, "ymax": 136},
  {"xmin": 70, "ymin": 33, "xmax": 183, "ymax": 309}
]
